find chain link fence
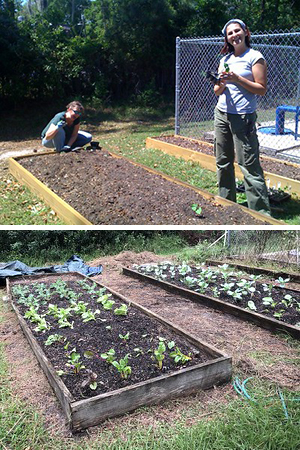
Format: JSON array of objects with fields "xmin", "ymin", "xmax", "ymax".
[
  {"xmin": 175, "ymin": 31, "xmax": 300, "ymax": 163},
  {"xmin": 223, "ymin": 230, "xmax": 300, "ymax": 267}
]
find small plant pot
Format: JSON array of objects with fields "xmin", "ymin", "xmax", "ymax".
[
  {"xmin": 268, "ymin": 189, "xmax": 291, "ymax": 204},
  {"xmin": 236, "ymin": 182, "xmax": 291, "ymax": 204},
  {"xmin": 236, "ymin": 182, "xmax": 245, "ymax": 193},
  {"xmin": 91, "ymin": 141, "xmax": 101, "ymax": 149}
]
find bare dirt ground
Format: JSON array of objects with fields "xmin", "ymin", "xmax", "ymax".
[
  {"xmin": 0, "ymin": 139, "xmax": 44, "ymax": 165},
  {"xmin": 1, "ymin": 251, "xmax": 299, "ymax": 443},
  {"xmin": 19, "ymin": 149, "xmax": 271, "ymax": 225}
]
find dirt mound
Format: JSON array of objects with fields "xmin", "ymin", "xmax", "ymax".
[{"xmin": 91, "ymin": 251, "xmax": 173, "ymax": 270}]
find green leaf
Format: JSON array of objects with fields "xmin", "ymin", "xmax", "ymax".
[
  {"xmin": 191, "ymin": 203, "xmax": 202, "ymax": 215},
  {"xmin": 168, "ymin": 341, "xmax": 175, "ymax": 349},
  {"xmin": 247, "ymin": 300, "xmax": 257, "ymax": 310}
]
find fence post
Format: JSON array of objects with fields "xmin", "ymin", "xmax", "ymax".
[
  {"xmin": 297, "ymin": 231, "xmax": 299, "ymax": 266},
  {"xmin": 175, "ymin": 36, "xmax": 181, "ymax": 136}
]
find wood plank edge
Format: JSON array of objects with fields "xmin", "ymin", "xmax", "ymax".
[
  {"xmin": 8, "ymin": 157, "xmax": 92, "ymax": 225},
  {"xmin": 6, "ymin": 278, "xmax": 74, "ymax": 426}
]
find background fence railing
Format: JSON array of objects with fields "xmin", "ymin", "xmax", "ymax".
[
  {"xmin": 175, "ymin": 31, "xmax": 300, "ymax": 162},
  {"xmin": 223, "ymin": 230, "xmax": 300, "ymax": 267}
]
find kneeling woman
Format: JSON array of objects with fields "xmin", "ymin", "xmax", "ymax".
[
  {"xmin": 213, "ymin": 19, "xmax": 271, "ymax": 215},
  {"xmin": 41, "ymin": 101, "xmax": 92, "ymax": 152}
]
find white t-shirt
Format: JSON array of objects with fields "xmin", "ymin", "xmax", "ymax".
[{"xmin": 216, "ymin": 48, "xmax": 265, "ymax": 114}]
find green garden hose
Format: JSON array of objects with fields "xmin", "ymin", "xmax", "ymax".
[{"xmin": 233, "ymin": 376, "xmax": 300, "ymax": 420}]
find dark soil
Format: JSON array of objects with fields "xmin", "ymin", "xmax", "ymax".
[
  {"xmin": 132, "ymin": 263, "xmax": 300, "ymax": 327},
  {"xmin": 157, "ymin": 135, "xmax": 300, "ymax": 181},
  {"xmin": 10, "ymin": 275, "xmax": 209, "ymax": 402},
  {"xmin": 19, "ymin": 149, "xmax": 270, "ymax": 225}
]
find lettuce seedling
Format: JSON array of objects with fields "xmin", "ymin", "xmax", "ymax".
[
  {"xmin": 12, "ymin": 284, "xmax": 30, "ymax": 297},
  {"xmin": 119, "ymin": 332, "xmax": 130, "ymax": 342},
  {"xmin": 273, "ymin": 310, "xmax": 285, "ymax": 319},
  {"xmin": 45, "ymin": 334, "xmax": 65, "ymax": 346},
  {"xmin": 34, "ymin": 318, "xmax": 49, "ymax": 332},
  {"xmin": 81, "ymin": 309, "xmax": 99, "ymax": 322},
  {"xmin": 170, "ymin": 347, "xmax": 192, "ymax": 364},
  {"xmin": 196, "ymin": 280, "xmax": 209, "ymax": 294},
  {"xmin": 212, "ymin": 286, "xmax": 221, "ymax": 298},
  {"xmin": 66, "ymin": 348, "xmax": 85, "ymax": 374},
  {"xmin": 281, "ymin": 294, "xmax": 294, "ymax": 308},
  {"xmin": 81, "ymin": 369, "xmax": 98, "ymax": 390},
  {"xmin": 111, "ymin": 354, "xmax": 131, "ymax": 379},
  {"xmin": 24, "ymin": 306, "xmax": 43, "ymax": 323},
  {"xmin": 50, "ymin": 279, "xmax": 70, "ymax": 299},
  {"xmin": 101, "ymin": 348, "xmax": 116, "ymax": 364},
  {"xmin": 71, "ymin": 301, "xmax": 88, "ymax": 315},
  {"xmin": 96, "ymin": 293, "xmax": 113, "ymax": 304},
  {"xmin": 154, "ymin": 341, "xmax": 166, "ymax": 369},
  {"xmin": 114, "ymin": 304, "xmax": 128, "ymax": 316},
  {"xmin": 191, "ymin": 203, "xmax": 202, "ymax": 216},
  {"xmin": 102, "ymin": 299, "xmax": 115, "ymax": 310},
  {"xmin": 275, "ymin": 277, "xmax": 290, "ymax": 288},
  {"xmin": 247, "ymin": 300, "xmax": 257, "ymax": 311},
  {"xmin": 178, "ymin": 262, "xmax": 191, "ymax": 276},
  {"xmin": 58, "ymin": 318, "xmax": 74, "ymax": 329},
  {"xmin": 183, "ymin": 276, "xmax": 198, "ymax": 288},
  {"xmin": 167, "ymin": 341, "xmax": 176, "ymax": 350},
  {"xmin": 262, "ymin": 297, "xmax": 277, "ymax": 308}
]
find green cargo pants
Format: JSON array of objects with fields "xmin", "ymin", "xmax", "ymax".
[{"xmin": 214, "ymin": 107, "xmax": 271, "ymax": 215}]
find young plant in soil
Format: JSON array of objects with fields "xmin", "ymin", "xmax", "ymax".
[
  {"xmin": 11, "ymin": 276, "xmax": 207, "ymax": 401},
  {"xmin": 169, "ymin": 347, "xmax": 192, "ymax": 364},
  {"xmin": 111, "ymin": 354, "xmax": 132, "ymax": 379},
  {"xmin": 133, "ymin": 263, "xmax": 300, "ymax": 327},
  {"xmin": 153, "ymin": 340, "xmax": 166, "ymax": 370},
  {"xmin": 191, "ymin": 203, "xmax": 203, "ymax": 216},
  {"xmin": 66, "ymin": 348, "xmax": 86, "ymax": 374}
]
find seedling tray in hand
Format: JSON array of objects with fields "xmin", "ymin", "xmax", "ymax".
[{"xmin": 6, "ymin": 272, "xmax": 232, "ymax": 432}]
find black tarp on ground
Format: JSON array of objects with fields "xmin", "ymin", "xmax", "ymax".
[{"xmin": 0, "ymin": 255, "xmax": 102, "ymax": 284}]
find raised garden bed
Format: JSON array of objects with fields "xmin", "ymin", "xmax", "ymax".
[
  {"xmin": 9, "ymin": 149, "xmax": 281, "ymax": 225},
  {"xmin": 123, "ymin": 264, "xmax": 300, "ymax": 339},
  {"xmin": 205, "ymin": 260, "xmax": 300, "ymax": 283},
  {"xmin": 6, "ymin": 272, "xmax": 232, "ymax": 432},
  {"xmin": 146, "ymin": 135, "xmax": 300, "ymax": 199}
]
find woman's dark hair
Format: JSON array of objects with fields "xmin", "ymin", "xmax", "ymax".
[
  {"xmin": 221, "ymin": 24, "xmax": 251, "ymax": 54},
  {"xmin": 66, "ymin": 100, "xmax": 84, "ymax": 112}
]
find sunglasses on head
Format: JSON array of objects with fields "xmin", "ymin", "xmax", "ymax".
[{"xmin": 71, "ymin": 109, "xmax": 82, "ymax": 116}]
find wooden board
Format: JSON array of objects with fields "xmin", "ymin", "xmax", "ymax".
[
  {"xmin": 146, "ymin": 136, "xmax": 300, "ymax": 200},
  {"xmin": 9, "ymin": 155, "xmax": 92, "ymax": 225},
  {"xmin": 6, "ymin": 272, "xmax": 232, "ymax": 432},
  {"xmin": 122, "ymin": 267, "xmax": 300, "ymax": 340}
]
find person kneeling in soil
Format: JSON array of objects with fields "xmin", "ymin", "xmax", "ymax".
[{"xmin": 41, "ymin": 101, "xmax": 92, "ymax": 153}]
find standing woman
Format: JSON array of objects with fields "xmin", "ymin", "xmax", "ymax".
[{"xmin": 213, "ymin": 19, "xmax": 271, "ymax": 215}]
